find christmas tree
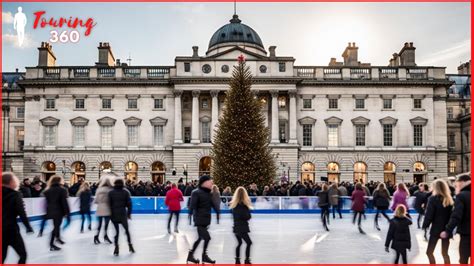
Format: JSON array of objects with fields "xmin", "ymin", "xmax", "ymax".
[{"xmin": 212, "ymin": 55, "xmax": 277, "ymax": 190}]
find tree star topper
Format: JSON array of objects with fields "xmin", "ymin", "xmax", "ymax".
[{"xmin": 237, "ymin": 54, "xmax": 245, "ymax": 62}]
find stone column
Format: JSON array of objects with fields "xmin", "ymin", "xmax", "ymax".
[
  {"xmin": 270, "ymin": 90, "xmax": 280, "ymax": 143},
  {"xmin": 191, "ymin": 90, "xmax": 200, "ymax": 144},
  {"xmin": 289, "ymin": 90, "xmax": 297, "ymax": 144},
  {"xmin": 174, "ymin": 90, "xmax": 183, "ymax": 144},
  {"xmin": 210, "ymin": 90, "xmax": 219, "ymax": 140}
]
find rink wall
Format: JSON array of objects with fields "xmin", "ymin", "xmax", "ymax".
[{"xmin": 23, "ymin": 196, "xmax": 417, "ymax": 221}]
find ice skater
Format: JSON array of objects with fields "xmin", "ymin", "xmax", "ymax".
[
  {"xmin": 230, "ymin": 186, "xmax": 253, "ymax": 264},
  {"xmin": 317, "ymin": 183, "xmax": 330, "ymax": 231},
  {"xmin": 77, "ymin": 182, "xmax": 92, "ymax": 233},
  {"xmin": 328, "ymin": 183, "xmax": 342, "ymax": 220},
  {"xmin": 94, "ymin": 174, "xmax": 114, "ymax": 244},
  {"xmin": 351, "ymin": 182, "xmax": 366, "ymax": 234},
  {"xmin": 109, "ymin": 178, "xmax": 134, "ymax": 256},
  {"xmin": 373, "ymin": 183, "xmax": 391, "ymax": 231},
  {"xmin": 413, "ymin": 183, "xmax": 429, "ymax": 229},
  {"xmin": 165, "ymin": 183, "xmax": 184, "ymax": 234},
  {"xmin": 385, "ymin": 205, "xmax": 412, "ymax": 264},
  {"xmin": 391, "ymin": 183, "xmax": 411, "ymax": 218},
  {"xmin": 43, "ymin": 175, "xmax": 70, "ymax": 251},
  {"xmin": 2, "ymin": 172, "xmax": 34, "ymax": 264},
  {"xmin": 187, "ymin": 175, "xmax": 220, "ymax": 264}
]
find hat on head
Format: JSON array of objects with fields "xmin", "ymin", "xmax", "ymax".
[
  {"xmin": 199, "ymin": 175, "xmax": 212, "ymax": 187},
  {"xmin": 456, "ymin": 174, "xmax": 471, "ymax": 182}
]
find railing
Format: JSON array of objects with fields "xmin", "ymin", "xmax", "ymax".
[
  {"xmin": 350, "ymin": 68, "xmax": 370, "ymax": 80},
  {"xmin": 380, "ymin": 68, "xmax": 398, "ymax": 79},
  {"xmin": 43, "ymin": 68, "xmax": 60, "ymax": 79},
  {"xmin": 98, "ymin": 68, "xmax": 116, "ymax": 78},
  {"xmin": 323, "ymin": 68, "xmax": 342, "ymax": 79},
  {"xmin": 407, "ymin": 68, "xmax": 427, "ymax": 80},
  {"xmin": 147, "ymin": 67, "xmax": 170, "ymax": 78},
  {"xmin": 295, "ymin": 67, "xmax": 315, "ymax": 78},
  {"xmin": 73, "ymin": 68, "xmax": 90, "ymax": 78},
  {"xmin": 123, "ymin": 68, "xmax": 141, "ymax": 78}
]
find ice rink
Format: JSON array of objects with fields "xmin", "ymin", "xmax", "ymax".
[{"xmin": 4, "ymin": 213, "xmax": 461, "ymax": 264}]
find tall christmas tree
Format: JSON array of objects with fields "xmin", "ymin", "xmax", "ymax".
[{"xmin": 212, "ymin": 55, "xmax": 277, "ymax": 190}]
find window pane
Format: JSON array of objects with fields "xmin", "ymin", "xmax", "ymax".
[
  {"xmin": 101, "ymin": 126, "xmax": 112, "ymax": 147},
  {"xmin": 44, "ymin": 126, "xmax": 56, "ymax": 146},
  {"xmin": 128, "ymin": 99, "xmax": 138, "ymax": 109},
  {"xmin": 16, "ymin": 107, "xmax": 25, "ymax": 119},
  {"xmin": 303, "ymin": 99, "xmax": 312, "ymax": 109},
  {"xmin": 328, "ymin": 125, "xmax": 338, "ymax": 146},
  {"xmin": 414, "ymin": 99, "xmax": 422, "ymax": 109},
  {"xmin": 279, "ymin": 123, "xmax": 286, "ymax": 143},
  {"xmin": 154, "ymin": 99, "xmax": 163, "ymax": 109},
  {"xmin": 154, "ymin": 125, "xmax": 164, "ymax": 146},
  {"xmin": 102, "ymin": 99, "xmax": 112, "ymax": 109},
  {"xmin": 355, "ymin": 125, "xmax": 365, "ymax": 146},
  {"xmin": 184, "ymin": 63, "xmax": 191, "ymax": 72},
  {"xmin": 355, "ymin": 99, "xmax": 365, "ymax": 109},
  {"xmin": 279, "ymin": 62, "xmax": 286, "ymax": 72},
  {"xmin": 127, "ymin": 125, "xmax": 138, "ymax": 146},
  {"xmin": 302, "ymin": 124, "xmax": 312, "ymax": 146},
  {"xmin": 413, "ymin": 125, "xmax": 423, "ymax": 146},
  {"xmin": 383, "ymin": 124, "xmax": 393, "ymax": 146},
  {"xmin": 329, "ymin": 99, "xmax": 338, "ymax": 109},
  {"xmin": 75, "ymin": 99, "xmax": 85, "ymax": 109},
  {"xmin": 202, "ymin": 122, "xmax": 211, "ymax": 143},
  {"xmin": 383, "ymin": 99, "xmax": 392, "ymax": 109},
  {"xmin": 46, "ymin": 99, "xmax": 55, "ymax": 109},
  {"xmin": 74, "ymin": 126, "xmax": 85, "ymax": 146}
]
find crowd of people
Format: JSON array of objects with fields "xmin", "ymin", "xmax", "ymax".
[{"xmin": 2, "ymin": 171, "xmax": 471, "ymax": 265}]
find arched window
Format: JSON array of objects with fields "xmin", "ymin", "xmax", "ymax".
[
  {"xmin": 41, "ymin": 161, "xmax": 56, "ymax": 182},
  {"xmin": 71, "ymin": 161, "xmax": 86, "ymax": 184},
  {"xmin": 384, "ymin": 162, "xmax": 396, "ymax": 184},
  {"xmin": 353, "ymin": 162, "xmax": 367, "ymax": 183},
  {"xmin": 413, "ymin": 161, "xmax": 426, "ymax": 184},
  {"xmin": 151, "ymin": 161, "xmax": 166, "ymax": 184},
  {"xmin": 125, "ymin": 161, "xmax": 138, "ymax": 181},
  {"xmin": 99, "ymin": 161, "xmax": 112, "ymax": 178},
  {"xmin": 301, "ymin": 162, "xmax": 315, "ymax": 183},
  {"xmin": 199, "ymin": 157, "xmax": 212, "ymax": 177},
  {"xmin": 327, "ymin": 162, "xmax": 340, "ymax": 183}
]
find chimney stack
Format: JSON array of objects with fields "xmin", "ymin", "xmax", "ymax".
[
  {"xmin": 96, "ymin": 42, "xmax": 115, "ymax": 66},
  {"xmin": 457, "ymin": 60, "xmax": 471, "ymax": 75},
  {"xmin": 37, "ymin": 42, "xmax": 56, "ymax": 67},
  {"xmin": 269, "ymin": 46, "xmax": 276, "ymax": 58},
  {"xmin": 398, "ymin": 42, "xmax": 416, "ymax": 66},
  {"xmin": 192, "ymin": 46, "xmax": 199, "ymax": 58},
  {"xmin": 342, "ymin": 42, "xmax": 358, "ymax": 67}
]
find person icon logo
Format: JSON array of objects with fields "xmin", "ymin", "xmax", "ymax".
[{"xmin": 13, "ymin": 7, "xmax": 27, "ymax": 47}]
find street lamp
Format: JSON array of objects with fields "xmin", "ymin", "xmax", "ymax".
[
  {"xmin": 183, "ymin": 164, "xmax": 188, "ymax": 183},
  {"xmin": 62, "ymin": 160, "xmax": 66, "ymax": 180}
]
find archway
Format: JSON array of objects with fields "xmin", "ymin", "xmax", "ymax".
[
  {"xmin": 99, "ymin": 161, "xmax": 112, "ymax": 178},
  {"xmin": 384, "ymin": 162, "xmax": 396, "ymax": 185},
  {"xmin": 151, "ymin": 161, "xmax": 166, "ymax": 184},
  {"xmin": 125, "ymin": 161, "xmax": 138, "ymax": 181},
  {"xmin": 327, "ymin": 162, "xmax": 340, "ymax": 183},
  {"xmin": 300, "ymin": 162, "xmax": 315, "ymax": 183},
  {"xmin": 71, "ymin": 161, "xmax": 86, "ymax": 185},
  {"xmin": 413, "ymin": 162, "xmax": 426, "ymax": 184},
  {"xmin": 41, "ymin": 161, "xmax": 56, "ymax": 182},
  {"xmin": 353, "ymin": 162, "xmax": 367, "ymax": 184},
  {"xmin": 199, "ymin": 156, "xmax": 212, "ymax": 177}
]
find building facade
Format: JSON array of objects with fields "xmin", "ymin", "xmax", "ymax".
[{"xmin": 15, "ymin": 14, "xmax": 453, "ymax": 184}]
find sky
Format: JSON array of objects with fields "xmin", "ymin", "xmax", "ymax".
[{"xmin": 2, "ymin": 2, "xmax": 471, "ymax": 73}]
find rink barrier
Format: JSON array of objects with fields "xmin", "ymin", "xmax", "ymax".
[{"xmin": 22, "ymin": 196, "xmax": 417, "ymax": 221}]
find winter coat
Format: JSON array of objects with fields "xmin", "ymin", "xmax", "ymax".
[
  {"xmin": 165, "ymin": 187, "xmax": 184, "ymax": 212},
  {"xmin": 189, "ymin": 187, "xmax": 220, "ymax": 227},
  {"xmin": 413, "ymin": 190, "xmax": 429, "ymax": 212},
  {"xmin": 351, "ymin": 189, "xmax": 366, "ymax": 212},
  {"xmin": 232, "ymin": 203, "xmax": 251, "ymax": 233},
  {"xmin": 373, "ymin": 189, "xmax": 391, "ymax": 210},
  {"xmin": 78, "ymin": 190, "xmax": 92, "ymax": 213},
  {"xmin": 211, "ymin": 191, "xmax": 221, "ymax": 212},
  {"xmin": 44, "ymin": 184, "xmax": 70, "ymax": 219},
  {"xmin": 2, "ymin": 187, "xmax": 32, "ymax": 232},
  {"xmin": 94, "ymin": 186, "xmax": 112, "ymax": 217},
  {"xmin": 446, "ymin": 184, "xmax": 471, "ymax": 236},
  {"xmin": 338, "ymin": 186, "xmax": 348, "ymax": 196},
  {"xmin": 385, "ymin": 216, "xmax": 412, "ymax": 251},
  {"xmin": 317, "ymin": 191, "xmax": 329, "ymax": 207},
  {"xmin": 391, "ymin": 190, "xmax": 409, "ymax": 211},
  {"xmin": 328, "ymin": 187, "xmax": 340, "ymax": 206},
  {"xmin": 108, "ymin": 186, "xmax": 132, "ymax": 222},
  {"xmin": 422, "ymin": 195, "xmax": 453, "ymax": 235},
  {"xmin": 19, "ymin": 185, "xmax": 31, "ymax": 198}
]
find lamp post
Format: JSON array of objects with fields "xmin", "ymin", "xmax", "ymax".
[
  {"xmin": 183, "ymin": 164, "xmax": 188, "ymax": 183},
  {"xmin": 62, "ymin": 159, "xmax": 66, "ymax": 180}
]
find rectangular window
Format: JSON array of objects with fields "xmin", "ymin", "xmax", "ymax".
[
  {"xmin": 75, "ymin": 98, "xmax": 85, "ymax": 109},
  {"xmin": 383, "ymin": 99, "xmax": 392, "ymax": 109},
  {"xmin": 303, "ymin": 99, "xmax": 312, "ymax": 109},
  {"xmin": 449, "ymin": 134, "xmax": 456, "ymax": 148},
  {"xmin": 302, "ymin": 124, "xmax": 312, "ymax": 146},
  {"xmin": 355, "ymin": 125, "xmax": 366, "ymax": 146},
  {"xmin": 279, "ymin": 123, "xmax": 286, "ymax": 143},
  {"xmin": 413, "ymin": 125, "xmax": 423, "ymax": 146},
  {"xmin": 279, "ymin": 62, "xmax": 286, "ymax": 72},
  {"xmin": 328, "ymin": 125, "xmax": 338, "ymax": 146},
  {"xmin": 278, "ymin": 96, "xmax": 286, "ymax": 109},
  {"xmin": 102, "ymin": 98, "xmax": 112, "ymax": 109},
  {"xmin": 128, "ymin": 99, "xmax": 138, "ymax": 109},
  {"xmin": 16, "ymin": 107, "xmax": 25, "ymax": 119},
  {"xmin": 414, "ymin": 98, "xmax": 422, "ymax": 109},
  {"xmin": 184, "ymin": 63, "xmax": 191, "ymax": 72},
  {"xmin": 73, "ymin": 126, "xmax": 85, "ymax": 147},
  {"xmin": 43, "ymin": 126, "xmax": 56, "ymax": 146},
  {"xmin": 184, "ymin": 127, "xmax": 191, "ymax": 143},
  {"xmin": 101, "ymin": 126, "xmax": 113, "ymax": 147},
  {"xmin": 383, "ymin": 124, "xmax": 393, "ymax": 146},
  {"xmin": 153, "ymin": 125, "xmax": 164, "ymax": 146},
  {"xmin": 46, "ymin": 99, "xmax": 55, "ymax": 110},
  {"xmin": 329, "ymin": 98, "xmax": 338, "ymax": 109},
  {"xmin": 447, "ymin": 107, "xmax": 453, "ymax": 119},
  {"xmin": 201, "ymin": 98, "xmax": 209, "ymax": 109},
  {"xmin": 127, "ymin": 125, "xmax": 139, "ymax": 146},
  {"xmin": 355, "ymin": 99, "xmax": 365, "ymax": 109},
  {"xmin": 154, "ymin": 98, "xmax": 164, "ymax": 109},
  {"xmin": 202, "ymin": 122, "xmax": 211, "ymax": 143},
  {"xmin": 449, "ymin": 159, "xmax": 457, "ymax": 173},
  {"xmin": 17, "ymin": 129, "xmax": 24, "ymax": 151}
]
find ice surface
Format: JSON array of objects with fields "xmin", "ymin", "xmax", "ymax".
[{"xmin": 4, "ymin": 213, "xmax": 461, "ymax": 264}]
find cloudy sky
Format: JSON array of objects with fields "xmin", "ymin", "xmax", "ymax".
[{"xmin": 2, "ymin": 2, "xmax": 471, "ymax": 73}]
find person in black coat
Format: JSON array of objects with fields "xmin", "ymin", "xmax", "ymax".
[
  {"xmin": 77, "ymin": 182, "xmax": 92, "ymax": 233},
  {"xmin": 413, "ymin": 183, "xmax": 429, "ymax": 229},
  {"xmin": 2, "ymin": 172, "xmax": 34, "ymax": 264},
  {"xmin": 43, "ymin": 175, "xmax": 70, "ymax": 251},
  {"xmin": 422, "ymin": 179, "xmax": 454, "ymax": 264},
  {"xmin": 187, "ymin": 175, "xmax": 220, "ymax": 264},
  {"xmin": 385, "ymin": 205, "xmax": 412, "ymax": 264},
  {"xmin": 441, "ymin": 174, "xmax": 471, "ymax": 264},
  {"xmin": 230, "ymin": 186, "xmax": 253, "ymax": 264},
  {"xmin": 373, "ymin": 183, "xmax": 391, "ymax": 231},
  {"xmin": 108, "ymin": 178, "xmax": 134, "ymax": 256},
  {"xmin": 317, "ymin": 184, "xmax": 330, "ymax": 231},
  {"xmin": 19, "ymin": 178, "xmax": 31, "ymax": 198}
]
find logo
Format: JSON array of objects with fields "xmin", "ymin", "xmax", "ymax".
[{"xmin": 13, "ymin": 6, "xmax": 27, "ymax": 47}]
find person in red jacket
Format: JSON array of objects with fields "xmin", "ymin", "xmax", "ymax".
[
  {"xmin": 351, "ymin": 182, "xmax": 367, "ymax": 234},
  {"xmin": 165, "ymin": 183, "xmax": 184, "ymax": 234}
]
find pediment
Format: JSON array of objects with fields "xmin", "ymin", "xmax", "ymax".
[
  {"xmin": 97, "ymin": 116, "xmax": 117, "ymax": 126},
  {"xmin": 40, "ymin": 116, "xmax": 60, "ymax": 126},
  {"xmin": 206, "ymin": 46, "xmax": 267, "ymax": 60},
  {"xmin": 298, "ymin": 116, "xmax": 316, "ymax": 125},
  {"xmin": 379, "ymin": 116, "xmax": 398, "ymax": 125},
  {"xmin": 150, "ymin": 116, "xmax": 168, "ymax": 126},
  {"xmin": 70, "ymin": 116, "xmax": 89, "ymax": 126},
  {"xmin": 351, "ymin": 116, "xmax": 370, "ymax": 125},
  {"xmin": 324, "ymin": 116, "xmax": 343, "ymax": 125},
  {"xmin": 123, "ymin": 116, "xmax": 142, "ymax": 126}
]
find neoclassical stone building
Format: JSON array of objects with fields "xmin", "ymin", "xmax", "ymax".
[{"xmin": 17, "ymin": 14, "xmax": 452, "ymax": 184}]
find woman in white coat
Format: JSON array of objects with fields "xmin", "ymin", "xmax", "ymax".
[{"xmin": 94, "ymin": 173, "xmax": 115, "ymax": 244}]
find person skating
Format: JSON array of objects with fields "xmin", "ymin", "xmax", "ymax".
[
  {"xmin": 422, "ymin": 179, "xmax": 453, "ymax": 264},
  {"xmin": 391, "ymin": 183, "xmax": 411, "ymax": 218},
  {"xmin": 108, "ymin": 178, "xmax": 134, "ymax": 256},
  {"xmin": 441, "ymin": 174, "xmax": 471, "ymax": 264},
  {"xmin": 43, "ymin": 175, "xmax": 70, "ymax": 251},
  {"xmin": 385, "ymin": 205, "xmax": 412, "ymax": 264},
  {"xmin": 351, "ymin": 182, "xmax": 366, "ymax": 234},
  {"xmin": 165, "ymin": 183, "xmax": 184, "ymax": 234},
  {"xmin": 328, "ymin": 183, "xmax": 342, "ymax": 219},
  {"xmin": 373, "ymin": 183, "xmax": 391, "ymax": 231},
  {"xmin": 2, "ymin": 172, "xmax": 34, "ymax": 264},
  {"xmin": 94, "ymin": 174, "xmax": 114, "ymax": 244},
  {"xmin": 317, "ymin": 183, "xmax": 330, "ymax": 231},
  {"xmin": 230, "ymin": 186, "xmax": 253, "ymax": 264},
  {"xmin": 77, "ymin": 182, "xmax": 93, "ymax": 233},
  {"xmin": 187, "ymin": 175, "xmax": 220, "ymax": 264},
  {"xmin": 413, "ymin": 183, "xmax": 429, "ymax": 229}
]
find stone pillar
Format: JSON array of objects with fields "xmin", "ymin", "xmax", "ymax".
[
  {"xmin": 210, "ymin": 90, "xmax": 219, "ymax": 140},
  {"xmin": 270, "ymin": 90, "xmax": 280, "ymax": 143},
  {"xmin": 174, "ymin": 90, "xmax": 183, "ymax": 144},
  {"xmin": 289, "ymin": 90, "xmax": 297, "ymax": 144},
  {"xmin": 191, "ymin": 90, "xmax": 201, "ymax": 144}
]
